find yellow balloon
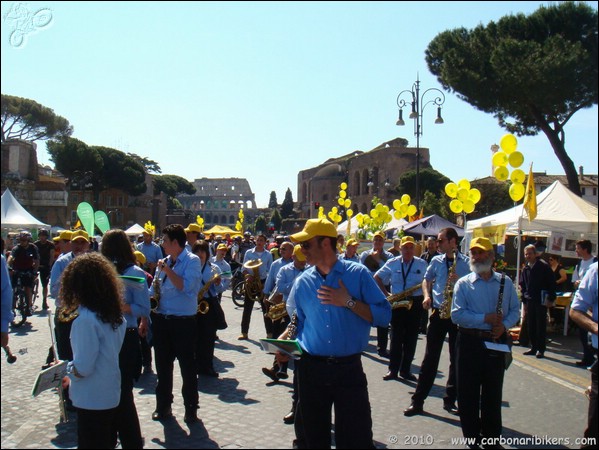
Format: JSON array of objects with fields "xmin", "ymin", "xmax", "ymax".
[
  {"xmin": 383, "ymin": 205, "xmax": 389, "ymax": 213},
  {"xmin": 450, "ymin": 199, "xmax": 463, "ymax": 214},
  {"xmin": 510, "ymin": 168, "xmax": 525, "ymax": 184},
  {"xmin": 509, "ymin": 182, "xmax": 525, "ymax": 201},
  {"xmin": 370, "ymin": 209, "xmax": 378, "ymax": 218},
  {"xmin": 339, "ymin": 190, "xmax": 347, "ymax": 199},
  {"xmin": 340, "ymin": 182, "xmax": 348, "ymax": 190},
  {"xmin": 500, "ymin": 134, "xmax": 518, "ymax": 154},
  {"xmin": 468, "ymin": 188, "xmax": 481, "ymax": 204},
  {"xmin": 445, "ymin": 182, "xmax": 458, "ymax": 198},
  {"xmin": 401, "ymin": 194, "xmax": 411, "ymax": 205},
  {"xmin": 407, "ymin": 205, "xmax": 417, "ymax": 216},
  {"xmin": 463, "ymin": 199, "xmax": 475, "ymax": 214},
  {"xmin": 332, "ymin": 206, "xmax": 338, "ymax": 214},
  {"xmin": 399, "ymin": 204, "xmax": 408, "ymax": 217},
  {"xmin": 492, "ymin": 151, "xmax": 509, "ymax": 167},
  {"xmin": 363, "ymin": 216, "xmax": 371, "ymax": 225},
  {"xmin": 319, "ymin": 206, "xmax": 324, "ymax": 212},
  {"xmin": 385, "ymin": 214, "xmax": 392, "ymax": 223},
  {"xmin": 456, "ymin": 188, "xmax": 469, "ymax": 202},
  {"xmin": 375, "ymin": 203, "xmax": 384, "ymax": 212},
  {"xmin": 392, "ymin": 199, "xmax": 401, "ymax": 210},
  {"xmin": 458, "ymin": 179, "xmax": 470, "ymax": 190},
  {"xmin": 344, "ymin": 199, "xmax": 351, "ymax": 208},
  {"xmin": 494, "ymin": 166, "xmax": 509, "ymax": 182},
  {"xmin": 347, "ymin": 209, "xmax": 353, "ymax": 217},
  {"xmin": 393, "ymin": 210, "xmax": 401, "ymax": 220},
  {"xmin": 508, "ymin": 151, "xmax": 524, "ymax": 168},
  {"xmin": 335, "ymin": 214, "xmax": 342, "ymax": 223}
]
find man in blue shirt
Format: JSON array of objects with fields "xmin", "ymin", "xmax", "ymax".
[
  {"xmin": 452, "ymin": 237, "xmax": 520, "ymax": 448},
  {"xmin": 570, "ymin": 262, "xmax": 598, "ymax": 448},
  {"xmin": 280, "ymin": 218, "xmax": 391, "ymax": 449},
  {"xmin": 137, "ymin": 230, "xmax": 163, "ymax": 276}
]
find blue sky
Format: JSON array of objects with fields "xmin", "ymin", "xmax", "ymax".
[{"xmin": 2, "ymin": 1, "xmax": 597, "ymax": 208}]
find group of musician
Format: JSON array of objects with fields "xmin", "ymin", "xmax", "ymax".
[{"xmin": 2, "ymin": 221, "xmax": 531, "ymax": 449}]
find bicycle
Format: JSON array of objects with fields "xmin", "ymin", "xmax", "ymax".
[
  {"xmin": 12, "ymin": 271, "xmax": 33, "ymax": 327},
  {"xmin": 230, "ymin": 266, "xmax": 246, "ymax": 307}
]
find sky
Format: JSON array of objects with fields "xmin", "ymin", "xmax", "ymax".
[{"xmin": 2, "ymin": 1, "xmax": 598, "ymax": 209}]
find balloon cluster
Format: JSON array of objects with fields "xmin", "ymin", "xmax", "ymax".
[
  {"xmin": 444, "ymin": 179, "xmax": 481, "ymax": 214},
  {"xmin": 196, "ymin": 215, "xmax": 204, "ymax": 231},
  {"xmin": 235, "ymin": 209, "xmax": 244, "ymax": 233},
  {"xmin": 355, "ymin": 195, "xmax": 417, "ymax": 237},
  {"xmin": 144, "ymin": 221, "xmax": 155, "ymax": 236},
  {"xmin": 392, "ymin": 194, "xmax": 417, "ymax": 220},
  {"xmin": 493, "ymin": 133, "xmax": 526, "ymax": 201}
]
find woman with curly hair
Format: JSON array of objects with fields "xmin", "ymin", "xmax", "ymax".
[
  {"xmin": 60, "ymin": 252, "xmax": 126, "ymax": 449},
  {"xmin": 101, "ymin": 229, "xmax": 151, "ymax": 448}
]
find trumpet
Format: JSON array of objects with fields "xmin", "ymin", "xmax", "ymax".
[
  {"xmin": 387, "ymin": 283, "xmax": 422, "ymax": 310},
  {"xmin": 243, "ymin": 259, "xmax": 264, "ymax": 302},
  {"xmin": 197, "ymin": 272, "xmax": 221, "ymax": 315}
]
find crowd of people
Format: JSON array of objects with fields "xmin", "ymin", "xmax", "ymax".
[{"xmin": 1, "ymin": 222, "xmax": 597, "ymax": 449}]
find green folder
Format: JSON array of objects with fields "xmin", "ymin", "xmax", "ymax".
[{"xmin": 259, "ymin": 338, "xmax": 303, "ymax": 359}]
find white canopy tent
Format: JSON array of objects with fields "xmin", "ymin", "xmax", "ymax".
[
  {"xmin": 1, "ymin": 188, "xmax": 49, "ymax": 229},
  {"xmin": 124, "ymin": 223, "xmax": 146, "ymax": 236}
]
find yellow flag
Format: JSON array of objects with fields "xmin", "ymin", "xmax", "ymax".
[
  {"xmin": 523, "ymin": 164, "xmax": 537, "ymax": 222},
  {"xmin": 73, "ymin": 219, "xmax": 82, "ymax": 230}
]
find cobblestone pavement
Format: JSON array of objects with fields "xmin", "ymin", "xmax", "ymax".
[{"xmin": 1, "ymin": 289, "xmax": 594, "ymax": 449}]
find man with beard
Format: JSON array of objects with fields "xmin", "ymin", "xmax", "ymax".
[{"xmin": 452, "ymin": 237, "xmax": 520, "ymax": 449}]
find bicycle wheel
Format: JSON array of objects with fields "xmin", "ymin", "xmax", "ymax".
[
  {"xmin": 231, "ymin": 281, "xmax": 246, "ymax": 307},
  {"xmin": 12, "ymin": 292, "xmax": 27, "ymax": 327}
]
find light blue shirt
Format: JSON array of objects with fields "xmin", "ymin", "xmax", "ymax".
[
  {"xmin": 121, "ymin": 264, "xmax": 151, "ymax": 327},
  {"xmin": 289, "ymin": 259, "xmax": 391, "ymax": 357},
  {"xmin": 263, "ymin": 256, "xmax": 293, "ymax": 295},
  {"xmin": 243, "ymin": 248, "xmax": 273, "ymax": 280},
  {"xmin": 136, "ymin": 241, "xmax": 163, "ymax": 265},
  {"xmin": 1, "ymin": 255, "xmax": 14, "ymax": 333},
  {"xmin": 424, "ymin": 252, "xmax": 471, "ymax": 308},
  {"xmin": 199, "ymin": 261, "xmax": 222, "ymax": 298},
  {"xmin": 50, "ymin": 252, "xmax": 76, "ymax": 308},
  {"xmin": 67, "ymin": 306, "xmax": 126, "ymax": 410},
  {"xmin": 452, "ymin": 271, "xmax": 520, "ymax": 331},
  {"xmin": 150, "ymin": 249, "xmax": 202, "ymax": 316},
  {"xmin": 210, "ymin": 257, "xmax": 232, "ymax": 291},
  {"xmin": 571, "ymin": 262, "xmax": 598, "ymax": 349},
  {"xmin": 375, "ymin": 256, "xmax": 427, "ymax": 296},
  {"xmin": 359, "ymin": 248, "xmax": 394, "ymax": 274}
]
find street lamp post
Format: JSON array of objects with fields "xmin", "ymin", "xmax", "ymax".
[{"xmin": 396, "ymin": 75, "xmax": 445, "ymax": 210}]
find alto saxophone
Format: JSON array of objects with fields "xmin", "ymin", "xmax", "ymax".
[
  {"xmin": 387, "ymin": 282, "xmax": 422, "ymax": 310},
  {"xmin": 57, "ymin": 304, "xmax": 79, "ymax": 323},
  {"xmin": 439, "ymin": 250, "xmax": 458, "ymax": 319},
  {"xmin": 197, "ymin": 272, "xmax": 220, "ymax": 315}
]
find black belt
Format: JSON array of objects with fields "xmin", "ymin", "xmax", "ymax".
[
  {"xmin": 153, "ymin": 313, "xmax": 196, "ymax": 320},
  {"xmin": 126, "ymin": 327, "xmax": 138, "ymax": 332},
  {"xmin": 459, "ymin": 327, "xmax": 494, "ymax": 339},
  {"xmin": 303, "ymin": 352, "xmax": 361, "ymax": 365}
]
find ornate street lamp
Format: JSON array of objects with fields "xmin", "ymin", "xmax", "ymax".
[{"xmin": 396, "ymin": 75, "xmax": 445, "ymax": 209}]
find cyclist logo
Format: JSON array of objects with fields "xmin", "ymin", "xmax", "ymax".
[{"xmin": 3, "ymin": 2, "xmax": 53, "ymax": 48}]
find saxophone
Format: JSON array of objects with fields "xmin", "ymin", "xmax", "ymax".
[
  {"xmin": 265, "ymin": 288, "xmax": 288, "ymax": 322},
  {"xmin": 387, "ymin": 282, "xmax": 422, "ymax": 310},
  {"xmin": 150, "ymin": 264, "xmax": 164, "ymax": 312},
  {"xmin": 197, "ymin": 272, "xmax": 220, "ymax": 315},
  {"xmin": 56, "ymin": 305, "xmax": 79, "ymax": 323},
  {"xmin": 439, "ymin": 250, "xmax": 458, "ymax": 319}
]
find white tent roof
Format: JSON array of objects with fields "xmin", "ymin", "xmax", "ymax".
[
  {"xmin": 1, "ymin": 188, "xmax": 49, "ymax": 228},
  {"xmin": 124, "ymin": 223, "xmax": 146, "ymax": 236},
  {"xmin": 467, "ymin": 180, "xmax": 598, "ymax": 235}
]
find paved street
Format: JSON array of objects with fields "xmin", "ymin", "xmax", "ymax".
[{"xmin": 1, "ymin": 289, "xmax": 594, "ymax": 449}]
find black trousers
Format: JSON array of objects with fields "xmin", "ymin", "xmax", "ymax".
[
  {"xmin": 55, "ymin": 316, "xmax": 74, "ymax": 361},
  {"xmin": 412, "ymin": 310, "xmax": 457, "ymax": 406},
  {"xmin": 196, "ymin": 297, "xmax": 218, "ymax": 372},
  {"xmin": 295, "ymin": 354, "xmax": 374, "ymax": 449},
  {"xmin": 116, "ymin": 328, "xmax": 143, "ymax": 449},
  {"xmin": 241, "ymin": 279, "xmax": 272, "ymax": 336},
  {"xmin": 527, "ymin": 301, "xmax": 547, "ymax": 353},
  {"xmin": 388, "ymin": 296, "xmax": 423, "ymax": 374},
  {"xmin": 151, "ymin": 313, "xmax": 198, "ymax": 411},
  {"xmin": 76, "ymin": 406, "xmax": 118, "ymax": 449},
  {"xmin": 583, "ymin": 356, "xmax": 598, "ymax": 449},
  {"xmin": 456, "ymin": 333, "xmax": 505, "ymax": 441}
]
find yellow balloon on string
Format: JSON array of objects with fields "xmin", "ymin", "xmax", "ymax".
[
  {"xmin": 407, "ymin": 205, "xmax": 417, "ymax": 217},
  {"xmin": 401, "ymin": 194, "xmax": 411, "ymax": 205},
  {"xmin": 468, "ymin": 188, "xmax": 481, "ymax": 204},
  {"xmin": 457, "ymin": 179, "xmax": 471, "ymax": 191},
  {"xmin": 339, "ymin": 190, "xmax": 347, "ymax": 199},
  {"xmin": 509, "ymin": 182, "xmax": 525, "ymax": 201},
  {"xmin": 494, "ymin": 166, "xmax": 509, "ymax": 182},
  {"xmin": 393, "ymin": 199, "xmax": 401, "ymax": 210},
  {"xmin": 338, "ymin": 198, "xmax": 345, "ymax": 206},
  {"xmin": 370, "ymin": 209, "xmax": 378, "ymax": 218},
  {"xmin": 463, "ymin": 200, "xmax": 475, "ymax": 214},
  {"xmin": 510, "ymin": 169, "xmax": 525, "ymax": 184},
  {"xmin": 508, "ymin": 151, "xmax": 524, "ymax": 168},
  {"xmin": 492, "ymin": 151, "xmax": 509, "ymax": 167},
  {"xmin": 344, "ymin": 199, "xmax": 351, "ymax": 208},
  {"xmin": 399, "ymin": 204, "xmax": 408, "ymax": 217},
  {"xmin": 340, "ymin": 182, "xmax": 347, "ymax": 191},
  {"xmin": 375, "ymin": 203, "xmax": 384, "ymax": 212},
  {"xmin": 457, "ymin": 188, "xmax": 469, "ymax": 202},
  {"xmin": 347, "ymin": 209, "xmax": 353, "ymax": 217},
  {"xmin": 500, "ymin": 134, "xmax": 518, "ymax": 154},
  {"xmin": 450, "ymin": 199, "xmax": 463, "ymax": 214},
  {"xmin": 393, "ymin": 210, "xmax": 401, "ymax": 220},
  {"xmin": 445, "ymin": 182, "xmax": 458, "ymax": 198}
]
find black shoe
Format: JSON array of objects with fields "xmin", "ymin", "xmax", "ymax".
[
  {"xmin": 400, "ymin": 372, "xmax": 417, "ymax": 382},
  {"xmin": 262, "ymin": 367, "xmax": 279, "ymax": 382},
  {"xmin": 403, "ymin": 403, "xmax": 424, "ymax": 417},
  {"xmin": 523, "ymin": 349, "xmax": 536, "ymax": 355},
  {"xmin": 283, "ymin": 409, "xmax": 295, "ymax": 424},
  {"xmin": 575, "ymin": 360, "xmax": 594, "ymax": 367},
  {"xmin": 152, "ymin": 408, "xmax": 172, "ymax": 421},
  {"xmin": 184, "ymin": 408, "xmax": 200, "ymax": 424},
  {"xmin": 535, "ymin": 352, "xmax": 544, "ymax": 359},
  {"xmin": 199, "ymin": 368, "xmax": 219, "ymax": 378},
  {"xmin": 276, "ymin": 371, "xmax": 289, "ymax": 380},
  {"xmin": 443, "ymin": 402, "xmax": 459, "ymax": 415},
  {"xmin": 383, "ymin": 371, "xmax": 398, "ymax": 381},
  {"xmin": 378, "ymin": 349, "xmax": 390, "ymax": 358}
]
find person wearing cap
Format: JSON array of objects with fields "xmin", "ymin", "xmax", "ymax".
[
  {"xmin": 8, "ymin": 230, "xmax": 40, "ymax": 317},
  {"xmin": 451, "ymin": 237, "xmax": 520, "ymax": 448},
  {"xmin": 359, "ymin": 230, "xmax": 394, "ymax": 358},
  {"xmin": 183, "ymin": 223, "xmax": 203, "ymax": 253},
  {"xmin": 276, "ymin": 218, "xmax": 391, "ymax": 449},
  {"xmin": 262, "ymin": 241, "xmax": 294, "ymax": 322},
  {"xmin": 339, "ymin": 238, "xmax": 359, "ymax": 263},
  {"xmin": 237, "ymin": 231, "xmax": 255, "ymax": 262},
  {"xmin": 404, "ymin": 227, "xmax": 470, "ymax": 418},
  {"xmin": 34, "ymin": 228, "xmax": 55, "ymax": 309},
  {"xmin": 519, "ymin": 243, "xmax": 556, "ymax": 359},
  {"xmin": 375, "ymin": 235, "xmax": 427, "ymax": 382},
  {"xmin": 136, "ymin": 230, "xmax": 162, "ymax": 276},
  {"xmin": 239, "ymin": 233, "xmax": 273, "ymax": 340},
  {"xmin": 388, "ymin": 237, "xmax": 402, "ymax": 256},
  {"xmin": 569, "ymin": 262, "xmax": 598, "ymax": 448},
  {"xmin": 53, "ymin": 230, "xmax": 72, "ymax": 257},
  {"xmin": 211, "ymin": 243, "xmax": 232, "ymax": 297}
]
